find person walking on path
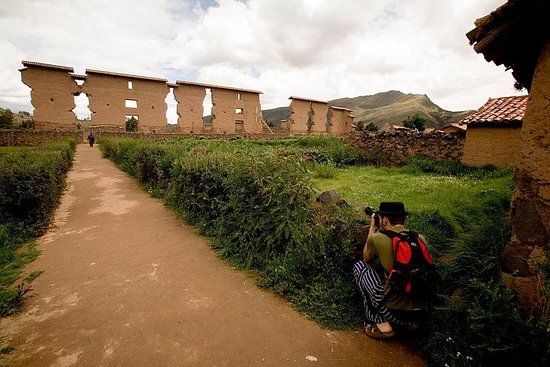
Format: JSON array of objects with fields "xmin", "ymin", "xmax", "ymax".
[{"xmin": 87, "ymin": 131, "xmax": 95, "ymax": 147}]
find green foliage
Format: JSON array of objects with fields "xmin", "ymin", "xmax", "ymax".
[
  {"xmin": 0, "ymin": 139, "xmax": 76, "ymax": 316},
  {"xmin": 364, "ymin": 122, "xmax": 379, "ymax": 131},
  {"xmin": 314, "ymin": 163, "xmax": 337, "ymax": 178},
  {"xmin": 0, "ymin": 109, "xmax": 14, "ymax": 129},
  {"xmin": 363, "ymin": 145, "xmax": 391, "ymax": 166},
  {"xmin": 405, "ymin": 155, "xmax": 503, "ymax": 178},
  {"xmin": 403, "ymin": 113, "xmax": 427, "ymax": 131},
  {"xmin": 125, "ymin": 117, "xmax": 138, "ymax": 132},
  {"xmin": 20, "ymin": 119, "xmax": 34, "ymax": 129},
  {"xmin": 354, "ymin": 120, "xmax": 378, "ymax": 132}
]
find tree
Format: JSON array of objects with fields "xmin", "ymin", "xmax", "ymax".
[
  {"xmin": 355, "ymin": 121, "xmax": 379, "ymax": 132},
  {"xmin": 364, "ymin": 122, "xmax": 379, "ymax": 132},
  {"xmin": 0, "ymin": 109, "xmax": 14, "ymax": 129},
  {"xmin": 125, "ymin": 117, "xmax": 138, "ymax": 132},
  {"xmin": 403, "ymin": 113, "xmax": 427, "ymax": 131},
  {"xmin": 20, "ymin": 119, "xmax": 34, "ymax": 129}
]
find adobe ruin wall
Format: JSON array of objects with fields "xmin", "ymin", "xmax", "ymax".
[{"xmin": 502, "ymin": 39, "xmax": 550, "ymax": 319}]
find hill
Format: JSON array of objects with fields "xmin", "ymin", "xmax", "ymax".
[{"xmin": 263, "ymin": 90, "xmax": 473, "ymax": 128}]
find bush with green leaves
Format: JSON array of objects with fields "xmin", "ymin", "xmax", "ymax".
[
  {"xmin": 125, "ymin": 117, "xmax": 138, "ymax": 132},
  {"xmin": 0, "ymin": 109, "xmax": 14, "ymax": 129},
  {"xmin": 403, "ymin": 113, "xmax": 427, "ymax": 131},
  {"xmin": 0, "ymin": 139, "xmax": 76, "ymax": 316}
]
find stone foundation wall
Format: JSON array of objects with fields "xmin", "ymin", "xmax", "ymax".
[
  {"xmin": 0, "ymin": 130, "xmax": 82, "ymax": 146},
  {"xmin": 345, "ymin": 130, "xmax": 465, "ymax": 165}
]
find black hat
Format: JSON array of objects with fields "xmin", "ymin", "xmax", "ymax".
[{"xmin": 378, "ymin": 202, "xmax": 408, "ymax": 216}]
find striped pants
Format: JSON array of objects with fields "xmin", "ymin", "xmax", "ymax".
[{"xmin": 353, "ymin": 260, "xmax": 405, "ymax": 326}]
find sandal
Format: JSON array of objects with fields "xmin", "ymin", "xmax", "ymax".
[{"xmin": 363, "ymin": 324, "xmax": 395, "ymax": 339}]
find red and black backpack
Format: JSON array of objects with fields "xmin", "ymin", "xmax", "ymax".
[{"xmin": 380, "ymin": 230, "xmax": 441, "ymax": 300}]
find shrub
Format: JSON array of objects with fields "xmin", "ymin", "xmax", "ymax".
[
  {"xmin": 314, "ymin": 163, "xmax": 337, "ymax": 178},
  {"xmin": 0, "ymin": 109, "xmax": 14, "ymax": 129},
  {"xmin": 0, "ymin": 139, "xmax": 75, "ymax": 316},
  {"xmin": 125, "ymin": 117, "xmax": 138, "ymax": 132},
  {"xmin": 403, "ymin": 113, "xmax": 427, "ymax": 131}
]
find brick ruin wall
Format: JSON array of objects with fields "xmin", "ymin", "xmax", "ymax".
[
  {"xmin": 21, "ymin": 65, "xmax": 77, "ymax": 129},
  {"xmin": 19, "ymin": 63, "xmax": 265, "ymax": 134},
  {"xmin": 289, "ymin": 99, "xmax": 354, "ymax": 135},
  {"xmin": 462, "ymin": 125, "xmax": 522, "ymax": 168},
  {"xmin": 345, "ymin": 130, "xmax": 465, "ymax": 165},
  {"xmin": 329, "ymin": 109, "xmax": 354, "ymax": 135},
  {"xmin": 502, "ymin": 39, "xmax": 550, "ymax": 319}
]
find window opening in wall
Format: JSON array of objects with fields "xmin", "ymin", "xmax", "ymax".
[
  {"xmin": 237, "ymin": 92, "xmax": 241, "ymax": 100},
  {"xmin": 128, "ymin": 81, "xmax": 133, "ymax": 89},
  {"xmin": 72, "ymin": 92, "xmax": 92, "ymax": 121},
  {"xmin": 75, "ymin": 79, "xmax": 85, "ymax": 86},
  {"xmin": 235, "ymin": 120, "xmax": 243, "ymax": 131},
  {"xmin": 202, "ymin": 88, "xmax": 213, "ymax": 124},
  {"xmin": 165, "ymin": 87, "xmax": 178, "ymax": 125},
  {"xmin": 235, "ymin": 108, "xmax": 243, "ymax": 114},
  {"xmin": 125, "ymin": 99, "xmax": 138, "ymax": 108}
]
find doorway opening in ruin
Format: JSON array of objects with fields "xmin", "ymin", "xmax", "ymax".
[
  {"xmin": 165, "ymin": 88, "xmax": 178, "ymax": 125},
  {"xmin": 202, "ymin": 88, "xmax": 213, "ymax": 124},
  {"xmin": 73, "ymin": 92, "xmax": 92, "ymax": 128}
]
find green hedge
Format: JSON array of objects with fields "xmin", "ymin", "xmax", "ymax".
[{"xmin": 0, "ymin": 139, "xmax": 76, "ymax": 316}]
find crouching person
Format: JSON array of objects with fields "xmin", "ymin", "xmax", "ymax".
[{"xmin": 354, "ymin": 202, "xmax": 439, "ymax": 339}]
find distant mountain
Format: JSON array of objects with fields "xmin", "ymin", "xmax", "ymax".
[{"xmin": 262, "ymin": 90, "xmax": 473, "ymax": 128}]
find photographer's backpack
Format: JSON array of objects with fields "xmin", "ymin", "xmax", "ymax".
[{"xmin": 379, "ymin": 230, "xmax": 441, "ymax": 308}]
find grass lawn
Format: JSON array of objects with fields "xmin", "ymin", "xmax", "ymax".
[{"xmin": 311, "ymin": 165, "xmax": 514, "ymax": 227}]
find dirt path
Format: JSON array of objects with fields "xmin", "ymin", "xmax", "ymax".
[{"xmin": 0, "ymin": 144, "xmax": 425, "ymax": 367}]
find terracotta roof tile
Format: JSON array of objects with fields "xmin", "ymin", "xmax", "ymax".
[{"xmin": 460, "ymin": 95, "xmax": 529, "ymax": 125}]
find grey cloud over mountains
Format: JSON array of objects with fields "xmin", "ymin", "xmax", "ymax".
[{"xmin": 0, "ymin": 0, "xmax": 521, "ymax": 114}]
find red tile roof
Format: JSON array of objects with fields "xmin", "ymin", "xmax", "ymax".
[{"xmin": 460, "ymin": 95, "xmax": 529, "ymax": 126}]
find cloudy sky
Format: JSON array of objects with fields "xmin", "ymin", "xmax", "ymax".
[{"xmin": 0, "ymin": 0, "xmax": 522, "ymax": 120}]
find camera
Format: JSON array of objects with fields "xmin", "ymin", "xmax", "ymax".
[{"xmin": 364, "ymin": 206, "xmax": 380, "ymax": 228}]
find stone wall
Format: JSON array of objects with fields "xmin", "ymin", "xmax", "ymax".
[
  {"xmin": 503, "ymin": 39, "xmax": 550, "ymax": 319},
  {"xmin": 0, "ymin": 130, "xmax": 82, "ymax": 146},
  {"xmin": 462, "ymin": 125, "xmax": 522, "ymax": 168},
  {"xmin": 345, "ymin": 130, "xmax": 465, "ymax": 165}
]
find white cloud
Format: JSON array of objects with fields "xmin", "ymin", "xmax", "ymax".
[{"xmin": 0, "ymin": 0, "xmax": 522, "ymax": 116}]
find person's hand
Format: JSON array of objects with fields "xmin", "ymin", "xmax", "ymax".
[{"xmin": 368, "ymin": 213, "xmax": 378, "ymax": 236}]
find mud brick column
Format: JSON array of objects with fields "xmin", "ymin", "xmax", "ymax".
[{"xmin": 503, "ymin": 39, "xmax": 550, "ymax": 319}]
